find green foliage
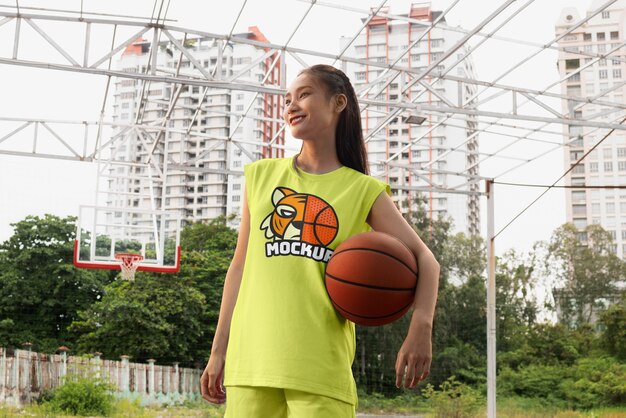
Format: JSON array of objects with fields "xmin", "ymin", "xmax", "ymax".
[
  {"xmin": 423, "ymin": 376, "xmax": 484, "ymax": 418},
  {"xmin": 434, "ymin": 338, "xmax": 486, "ymax": 387},
  {"xmin": 42, "ymin": 373, "xmax": 115, "ymax": 416},
  {"xmin": 546, "ymin": 223, "xmax": 625, "ymax": 328},
  {"xmin": 356, "ymin": 389, "xmax": 428, "ymax": 413},
  {"xmin": 0, "ymin": 215, "xmax": 111, "ymax": 352},
  {"xmin": 496, "ymin": 250, "xmax": 540, "ymax": 353},
  {"xmin": 499, "ymin": 356, "xmax": 626, "ymax": 409},
  {"xmin": 68, "ymin": 215, "xmax": 238, "ymax": 366},
  {"xmin": 600, "ymin": 297, "xmax": 626, "ymax": 360},
  {"xmin": 70, "ymin": 274, "xmax": 206, "ymax": 365}
]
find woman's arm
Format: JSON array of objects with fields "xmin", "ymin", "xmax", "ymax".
[
  {"xmin": 366, "ymin": 191, "xmax": 440, "ymax": 389},
  {"xmin": 200, "ymin": 184, "xmax": 251, "ymax": 404}
]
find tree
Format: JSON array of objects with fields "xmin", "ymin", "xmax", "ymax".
[
  {"xmin": 0, "ymin": 215, "xmax": 112, "ymax": 352},
  {"xmin": 599, "ymin": 294, "xmax": 626, "ymax": 360},
  {"xmin": 546, "ymin": 223, "xmax": 625, "ymax": 327},
  {"xmin": 176, "ymin": 216, "xmax": 239, "ymax": 360},
  {"xmin": 495, "ymin": 250, "xmax": 540, "ymax": 353},
  {"xmin": 70, "ymin": 275, "xmax": 205, "ymax": 365},
  {"xmin": 70, "ymin": 215, "xmax": 239, "ymax": 365}
]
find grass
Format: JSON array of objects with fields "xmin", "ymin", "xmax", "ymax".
[
  {"xmin": 0, "ymin": 396, "xmax": 625, "ymax": 417},
  {"xmin": 0, "ymin": 399, "xmax": 225, "ymax": 418}
]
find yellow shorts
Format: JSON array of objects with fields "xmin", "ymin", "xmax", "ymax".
[{"xmin": 224, "ymin": 385, "xmax": 356, "ymax": 418}]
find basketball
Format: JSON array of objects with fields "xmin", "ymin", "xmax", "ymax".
[
  {"xmin": 325, "ymin": 231, "xmax": 418, "ymax": 326},
  {"xmin": 301, "ymin": 195, "xmax": 338, "ymax": 246}
]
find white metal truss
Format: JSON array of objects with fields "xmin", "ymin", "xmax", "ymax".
[
  {"xmin": 0, "ymin": 1, "xmax": 623, "ymax": 196},
  {"xmin": 0, "ymin": 1, "xmax": 624, "ymax": 200}
]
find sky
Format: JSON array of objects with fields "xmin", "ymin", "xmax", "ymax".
[{"xmin": 0, "ymin": 0, "xmax": 598, "ymax": 256}]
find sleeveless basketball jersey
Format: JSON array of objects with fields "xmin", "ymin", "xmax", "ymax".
[{"xmin": 224, "ymin": 156, "xmax": 391, "ymax": 406}]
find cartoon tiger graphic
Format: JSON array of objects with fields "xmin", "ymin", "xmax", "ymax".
[{"xmin": 261, "ymin": 186, "xmax": 339, "ymax": 248}]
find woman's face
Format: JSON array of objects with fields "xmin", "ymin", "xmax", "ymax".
[{"xmin": 283, "ymin": 73, "xmax": 339, "ymax": 140}]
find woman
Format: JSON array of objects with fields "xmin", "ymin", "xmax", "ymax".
[{"xmin": 200, "ymin": 64, "xmax": 440, "ymax": 417}]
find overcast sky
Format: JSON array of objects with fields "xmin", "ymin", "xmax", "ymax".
[{"xmin": 0, "ymin": 0, "xmax": 597, "ymax": 256}]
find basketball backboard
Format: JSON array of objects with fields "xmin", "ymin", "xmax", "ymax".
[{"xmin": 73, "ymin": 205, "xmax": 181, "ymax": 273}]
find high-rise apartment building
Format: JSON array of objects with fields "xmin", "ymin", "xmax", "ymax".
[
  {"xmin": 556, "ymin": 1, "xmax": 626, "ymax": 256},
  {"xmin": 341, "ymin": 3, "xmax": 480, "ymax": 236},
  {"xmin": 107, "ymin": 27, "xmax": 283, "ymax": 228}
]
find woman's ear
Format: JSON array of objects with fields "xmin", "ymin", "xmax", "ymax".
[{"xmin": 335, "ymin": 94, "xmax": 347, "ymax": 113}]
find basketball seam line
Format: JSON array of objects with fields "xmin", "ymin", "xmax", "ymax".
[
  {"xmin": 331, "ymin": 247, "xmax": 418, "ymax": 277},
  {"xmin": 325, "ymin": 272, "xmax": 416, "ymax": 291},
  {"xmin": 327, "ymin": 292, "xmax": 414, "ymax": 320}
]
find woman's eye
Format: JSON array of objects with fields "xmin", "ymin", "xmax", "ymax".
[{"xmin": 300, "ymin": 92, "xmax": 309, "ymax": 98}]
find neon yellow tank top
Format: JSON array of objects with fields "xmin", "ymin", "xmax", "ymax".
[{"xmin": 224, "ymin": 156, "xmax": 391, "ymax": 405}]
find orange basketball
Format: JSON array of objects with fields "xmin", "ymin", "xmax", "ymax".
[
  {"xmin": 301, "ymin": 196, "xmax": 338, "ymax": 246},
  {"xmin": 325, "ymin": 231, "xmax": 418, "ymax": 326}
]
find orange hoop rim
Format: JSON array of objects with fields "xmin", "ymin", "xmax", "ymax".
[{"xmin": 114, "ymin": 253, "xmax": 144, "ymax": 263}]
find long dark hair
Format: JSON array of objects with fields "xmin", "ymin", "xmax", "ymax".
[{"xmin": 292, "ymin": 64, "xmax": 369, "ymax": 175}]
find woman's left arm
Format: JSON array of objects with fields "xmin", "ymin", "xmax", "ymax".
[{"xmin": 366, "ymin": 190, "xmax": 440, "ymax": 389}]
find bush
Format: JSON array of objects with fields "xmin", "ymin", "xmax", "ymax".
[
  {"xmin": 423, "ymin": 376, "xmax": 484, "ymax": 418},
  {"xmin": 498, "ymin": 356, "xmax": 626, "ymax": 410},
  {"xmin": 43, "ymin": 374, "xmax": 115, "ymax": 416}
]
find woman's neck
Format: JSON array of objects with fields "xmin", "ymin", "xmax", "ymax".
[{"xmin": 295, "ymin": 147, "xmax": 342, "ymax": 175}]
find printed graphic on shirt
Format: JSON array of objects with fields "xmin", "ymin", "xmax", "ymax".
[{"xmin": 260, "ymin": 186, "xmax": 339, "ymax": 263}]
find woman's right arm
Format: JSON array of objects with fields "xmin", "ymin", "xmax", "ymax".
[{"xmin": 200, "ymin": 184, "xmax": 251, "ymax": 404}]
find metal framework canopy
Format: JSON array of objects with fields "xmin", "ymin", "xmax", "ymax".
[{"xmin": 1, "ymin": 0, "xmax": 623, "ymax": 196}]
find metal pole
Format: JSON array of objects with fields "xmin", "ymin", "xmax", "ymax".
[{"xmin": 486, "ymin": 179, "xmax": 496, "ymax": 418}]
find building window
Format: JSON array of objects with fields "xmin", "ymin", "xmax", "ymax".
[
  {"xmin": 597, "ymin": 32, "xmax": 606, "ymax": 41},
  {"xmin": 614, "ymin": 69, "xmax": 622, "ymax": 78},
  {"xmin": 232, "ymin": 195, "xmax": 240, "ymax": 202},
  {"xmin": 618, "ymin": 147, "xmax": 626, "ymax": 157},
  {"xmin": 599, "ymin": 69, "xmax": 608, "ymax": 79},
  {"xmin": 584, "ymin": 33, "xmax": 592, "ymax": 41},
  {"xmin": 607, "ymin": 202, "xmax": 616, "ymax": 213},
  {"xmin": 602, "ymin": 11, "xmax": 610, "ymax": 19},
  {"xmin": 604, "ymin": 148, "xmax": 613, "ymax": 158},
  {"xmin": 592, "ymin": 203, "xmax": 601, "ymax": 214},
  {"xmin": 572, "ymin": 205, "xmax": 587, "ymax": 215},
  {"xmin": 233, "ymin": 183, "xmax": 241, "ymax": 190},
  {"xmin": 589, "ymin": 162, "xmax": 598, "ymax": 172},
  {"xmin": 605, "ymin": 161, "xmax": 613, "ymax": 172},
  {"xmin": 619, "ymin": 161, "xmax": 626, "ymax": 171}
]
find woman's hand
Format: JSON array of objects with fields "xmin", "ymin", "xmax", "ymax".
[
  {"xmin": 395, "ymin": 323, "xmax": 432, "ymax": 389},
  {"xmin": 200, "ymin": 353, "xmax": 226, "ymax": 404}
]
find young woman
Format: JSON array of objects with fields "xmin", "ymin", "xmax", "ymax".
[{"xmin": 200, "ymin": 64, "xmax": 440, "ymax": 417}]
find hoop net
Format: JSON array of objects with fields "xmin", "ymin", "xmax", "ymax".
[{"xmin": 114, "ymin": 253, "xmax": 144, "ymax": 280}]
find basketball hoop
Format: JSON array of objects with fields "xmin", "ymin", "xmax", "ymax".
[{"xmin": 115, "ymin": 253, "xmax": 144, "ymax": 280}]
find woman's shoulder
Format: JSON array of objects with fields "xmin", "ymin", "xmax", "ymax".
[{"xmin": 343, "ymin": 165, "xmax": 388, "ymax": 185}]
